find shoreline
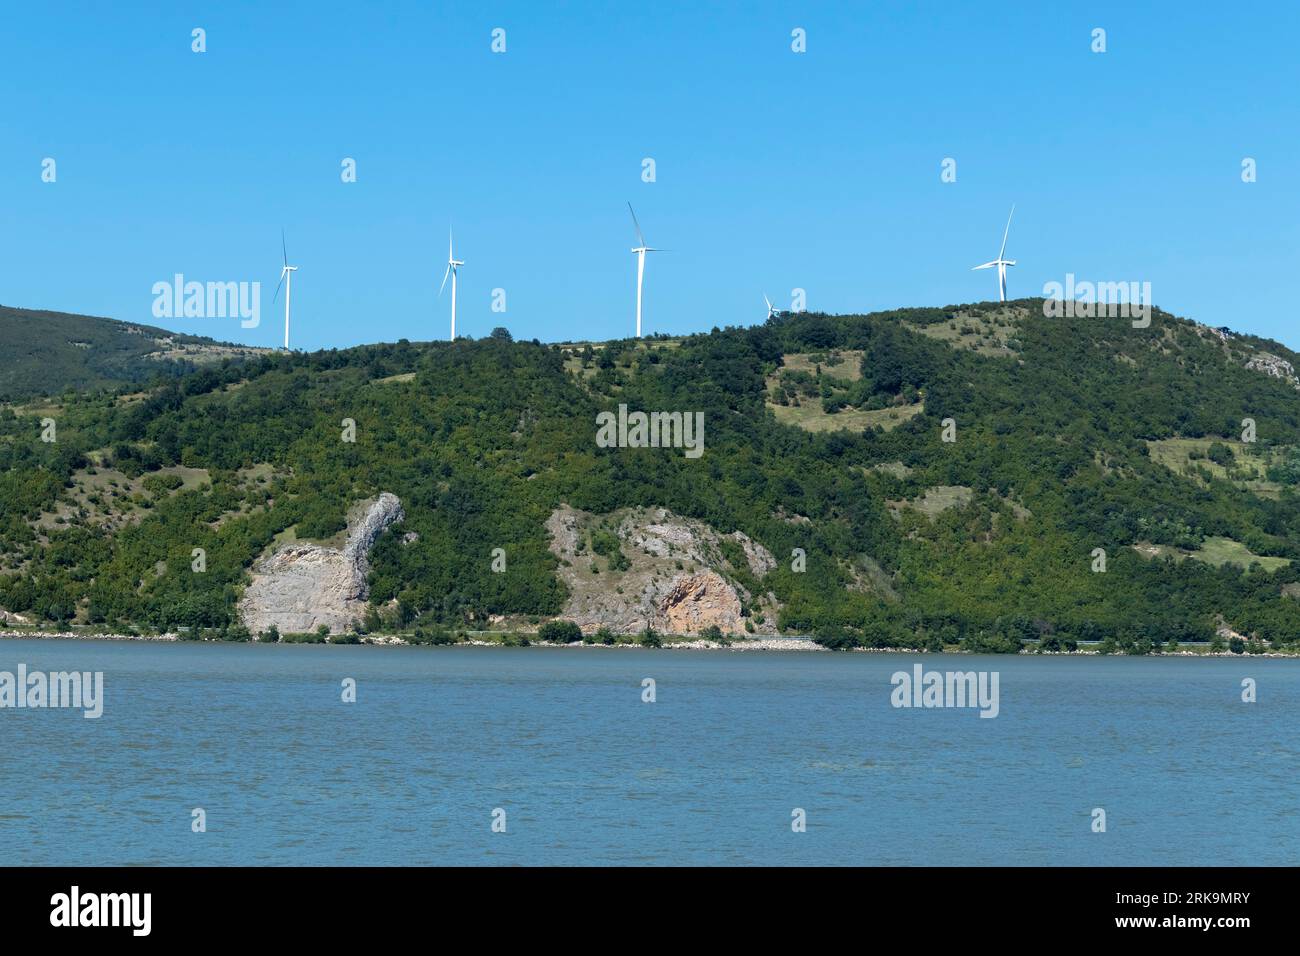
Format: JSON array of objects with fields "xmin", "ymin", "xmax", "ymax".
[{"xmin": 2, "ymin": 629, "xmax": 1296, "ymax": 657}]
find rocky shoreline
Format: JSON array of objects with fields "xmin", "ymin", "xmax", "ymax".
[
  {"xmin": 1, "ymin": 629, "xmax": 179, "ymax": 642},
  {"xmin": 459, "ymin": 636, "xmax": 826, "ymax": 651},
  {"xmin": 2, "ymin": 629, "xmax": 1296, "ymax": 656},
  {"xmin": 0, "ymin": 629, "xmax": 821, "ymax": 651}
]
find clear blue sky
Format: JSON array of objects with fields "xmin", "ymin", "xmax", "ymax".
[{"xmin": 2, "ymin": 2, "xmax": 1297, "ymax": 350}]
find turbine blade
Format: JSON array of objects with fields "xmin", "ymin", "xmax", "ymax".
[
  {"xmin": 281, "ymin": 229, "xmax": 288, "ymax": 268},
  {"xmin": 628, "ymin": 202, "xmax": 646, "ymax": 247},
  {"xmin": 439, "ymin": 263, "xmax": 451, "ymax": 296},
  {"xmin": 972, "ymin": 262, "xmax": 997, "ymax": 270},
  {"xmin": 998, "ymin": 204, "xmax": 1015, "ymax": 259},
  {"xmin": 272, "ymin": 269, "xmax": 286, "ymax": 305}
]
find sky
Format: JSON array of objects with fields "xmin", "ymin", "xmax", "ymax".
[{"xmin": 1, "ymin": 1, "xmax": 1298, "ymax": 351}]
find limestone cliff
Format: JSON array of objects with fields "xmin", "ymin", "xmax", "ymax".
[
  {"xmin": 546, "ymin": 505, "xmax": 780, "ymax": 635},
  {"xmin": 238, "ymin": 493, "xmax": 404, "ymax": 636}
]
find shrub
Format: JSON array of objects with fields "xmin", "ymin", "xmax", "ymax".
[
  {"xmin": 428, "ymin": 627, "xmax": 456, "ymax": 645},
  {"xmin": 538, "ymin": 620, "xmax": 582, "ymax": 643},
  {"xmin": 141, "ymin": 473, "xmax": 184, "ymax": 497},
  {"xmin": 1207, "ymin": 442, "xmax": 1233, "ymax": 466},
  {"xmin": 814, "ymin": 626, "xmax": 859, "ymax": 651}
]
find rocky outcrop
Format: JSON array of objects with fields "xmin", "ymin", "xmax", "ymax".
[
  {"xmin": 1215, "ymin": 622, "xmax": 1249, "ymax": 643},
  {"xmin": 1245, "ymin": 353, "xmax": 1300, "ymax": 389},
  {"xmin": 546, "ymin": 505, "xmax": 780, "ymax": 635},
  {"xmin": 661, "ymin": 571, "xmax": 744, "ymax": 633},
  {"xmin": 622, "ymin": 515, "xmax": 775, "ymax": 577},
  {"xmin": 344, "ymin": 492, "xmax": 404, "ymax": 578},
  {"xmin": 729, "ymin": 531, "xmax": 776, "ymax": 576},
  {"xmin": 238, "ymin": 493, "xmax": 404, "ymax": 636}
]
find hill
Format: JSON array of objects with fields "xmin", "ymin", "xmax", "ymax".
[
  {"xmin": 0, "ymin": 304, "xmax": 269, "ymax": 402},
  {"xmin": 3, "ymin": 300, "xmax": 1300, "ymax": 653}
]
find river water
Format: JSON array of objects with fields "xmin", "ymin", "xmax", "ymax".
[{"xmin": 1, "ymin": 640, "xmax": 1295, "ymax": 865}]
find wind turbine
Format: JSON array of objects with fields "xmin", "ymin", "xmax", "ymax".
[
  {"xmin": 272, "ymin": 230, "xmax": 298, "ymax": 350},
  {"xmin": 972, "ymin": 204, "xmax": 1016, "ymax": 302},
  {"xmin": 628, "ymin": 203, "xmax": 661, "ymax": 337},
  {"xmin": 764, "ymin": 293, "xmax": 779, "ymax": 320},
  {"xmin": 439, "ymin": 229, "xmax": 464, "ymax": 341}
]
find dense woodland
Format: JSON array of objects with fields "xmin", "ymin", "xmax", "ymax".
[{"xmin": 3, "ymin": 299, "xmax": 1300, "ymax": 652}]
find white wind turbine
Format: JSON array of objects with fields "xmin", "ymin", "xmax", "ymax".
[
  {"xmin": 764, "ymin": 293, "xmax": 779, "ymax": 319},
  {"xmin": 972, "ymin": 204, "xmax": 1017, "ymax": 302},
  {"xmin": 628, "ymin": 203, "xmax": 662, "ymax": 337},
  {"xmin": 272, "ymin": 230, "xmax": 298, "ymax": 350},
  {"xmin": 439, "ymin": 228, "xmax": 465, "ymax": 340}
]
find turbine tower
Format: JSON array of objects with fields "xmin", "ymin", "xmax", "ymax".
[
  {"xmin": 764, "ymin": 293, "xmax": 779, "ymax": 320},
  {"xmin": 272, "ymin": 230, "xmax": 298, "ymax": 350},
  {"xmin": 439, "ymin": 229, "xmax": 464, "ymax": 340},
  {"xmin": 628, "ymin": 203, "xmax": 660, "ymax": 337},
  {"xmin": 972, "ymin": 204, "xmax": 1017, "ymax": 302}
]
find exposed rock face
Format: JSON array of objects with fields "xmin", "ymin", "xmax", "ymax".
[
  {"xmin": 729, "ymin": 531, "xmax": 776, "ymax": 576},
  {"xmin": 546, "ymin": 505, "xmax": 779, "ymax": 635},
  {"xmin": 1215, "ymin": 622, "xmax": 1249, "ymax": 642},
  {"xmin": 623, "ymin": 517, "xmax": 775, "ymax": 577},
  {"xmin": 1245, "ymin": 353, "xmax": 1300, "ymax": 389},
  {"xmin": 661, "ymin": 571, "xmax": 744, "ymax": 634},
  {"xmin": 239, "ymin": 493, "xmax": 404, "ymax": 635}
]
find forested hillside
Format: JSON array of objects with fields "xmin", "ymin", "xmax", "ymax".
[
  {"xmin": 3, "ymin": 300, "xmax": 1300, "ymax": 652},
  {"xmin": 0, "ymin": 305, "xmax": 267, "ymax": 402}
]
